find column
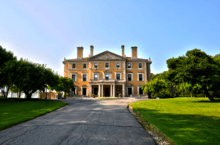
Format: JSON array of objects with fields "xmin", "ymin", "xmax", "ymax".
[
  {"xmin": 110, "ymin": 84, "xmax": 112, "ymax": 97},
  {"xmin": 123, "ymin": 84, "xmax": 125, "ymax": 97},
  {"xmin": 113, "ymin": 84, "xmax": 115, "ymax": 97},
  {"xmin": 98, "ymin": 84, "xmax": 100, "ymax": 97}
]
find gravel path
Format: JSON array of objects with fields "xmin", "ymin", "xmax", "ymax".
[{"xmin": 0, "ymin": 98, "xmax": 155, "ymax": 145}]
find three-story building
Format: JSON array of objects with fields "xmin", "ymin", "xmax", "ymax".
[{"xmin": 63, "ymin": 45, "xmax": 152, "ymax": 97}]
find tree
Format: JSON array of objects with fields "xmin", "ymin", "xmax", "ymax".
[
  {"xmin": 0, "ymin": 46, "xmax": 17, "ymax": 98},
  {"xmin": 13, "ymin": 59, "xmax": 59, "ymax": 99},
  {"xmin": 141, "ymin": 71, "xmax": 173, "ymax": 98},
  {"xmin": 55, "ymin": 77, "xmax": 74, "ymax": 99},
  {"xmin": 167, "ymin": 49, "xmax": 220, "ymax": 102}
]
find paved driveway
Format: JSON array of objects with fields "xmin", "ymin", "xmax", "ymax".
[{"xmin": 0, "ymin": 98, "xmax": 155, "ymax": 145}]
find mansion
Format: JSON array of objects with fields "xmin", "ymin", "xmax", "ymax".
[{"xmin": 63, "ymin": 45, "xmax": 152, "ymax": 97}]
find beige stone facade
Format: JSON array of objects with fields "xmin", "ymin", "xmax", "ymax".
[{"xmin": 63, "ymin": 45, "xmax": 152, "ymax": 97}]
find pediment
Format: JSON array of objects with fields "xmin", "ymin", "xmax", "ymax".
[
  {"xmin": 104, "ymin": 70, "xmax": 112, "ymax": 74},
  {"xmin": 88, "ymin": 51, "xmax": 125, "ymax": 61}
]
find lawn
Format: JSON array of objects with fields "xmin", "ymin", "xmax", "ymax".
[
  {"xmin": 0, "ymin": 98, "xmax": 68, "ymax": 131},
  {"xmin": 94, "ymin": 97, "xmax": 121, "ymax": 99},
  {"xmin": 129, "ymin": 97, "xmax": 220, "ymax": 145}
]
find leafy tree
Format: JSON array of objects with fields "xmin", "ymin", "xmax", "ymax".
[
  {"xmin": 167, "ymin": 49, "xmax": 220, "ymax": 101},
  {"xmin": 0, "ymin": 46, "xmax": 16, "ymax": 69},
  {"xmin": 141, "ymin": 71, "xmax": 173, "ymax": 98},
  {"xmin": 55, "ymin": 77, "xmax": 74, "ymax": 99},
  {"xmin": 13, "ymin": 59, "xmax": 59, "ymax": 99}
]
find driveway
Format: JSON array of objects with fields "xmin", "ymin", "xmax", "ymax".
[{"xmin": 0, "ymin": 98, "xmax": 155, "ymax": 145}]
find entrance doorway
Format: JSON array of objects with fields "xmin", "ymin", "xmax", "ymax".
[
  {"xmin": 128, "ymin": 87, "xmax": 132, "ymax": 96},
  {"xmin": 104, "ymin": 85, "xmax": 110, "ymax": 97}
]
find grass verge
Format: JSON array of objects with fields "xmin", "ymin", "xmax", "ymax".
[
  {"xmin": 129, "ymin": 97, "xmax": 220, "ymax": 145},
  {"xmin": 0, "ymin": 98, "xmax": 68, "ymax": 131}
]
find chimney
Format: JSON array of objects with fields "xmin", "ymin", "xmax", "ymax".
[
  {"xmin": 131, "ymin": 46, "xmax": 137, "ymax": 59},
  {"xmin": 121, "ymin": 45, "xmax": 125, "ymax": 57},
  {"xmin": 77, "ymin": 46, "xmax": 83, "ymax": 59},
  {"xmin": 90, "ymin": 45, "xmax": 94, "ymax": 57}
]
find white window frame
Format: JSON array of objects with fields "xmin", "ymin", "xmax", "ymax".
[
  {"xmin": 93, "ymin": 73, "xmax": 99, "ymax": 80},
  {"xmin": 105, "ymin": 62, "xmax": 110, "ymax": 69},
  {"xmin": 82, "ymin": 73, "xmax": 87, "ymax": 82},
  {"xmin": 127, "ymin": 73, "xmax": 133, "ymax": 82},
  {"xmin": 72, "ymin": 63, "xmax": 76, "ymax": 69},
  {"xmin": 71, "ymin": 73, "xmax": 77, "ymax": 81},
  {"xmin": 127, "ymin": 63, "xmax": 132, "ymax": 69},
  {"xmin": 138, "ymin": 62, "xmax": 143, "ymax": 69},
  {"xmin": 83, "ymin": 63, "xmax": 87, "ymax": 69},
  {"xmin": 115, "ymin": 72, "xmax": 122, "ymax": 80},
  {"xmin": 137, "ymin": 73, "xmax": 144, "ymax": 81}
]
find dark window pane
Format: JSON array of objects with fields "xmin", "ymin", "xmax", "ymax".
[
  {"xmin": 128, "ymin": 63, "xmax": 131, "ymax": 68},
  {"xmin": 94, "ymin": 74, "xmax": 98, "ymax": 80},
  {"xmin": 94, "ymin": 63, "xmax": 98, "ymax": 68},
  {"xmin": 105, "ymin": 74, "xmax": 109, "ymax": 80},
  {"xmin": 139, "ymin": 74, "xmax": 143, "ymax": 81},
  {"xmin": 116, "ymin": 63, "xmax": 120, "ymax": 68},
  {"xmin": 116, "ymin": 74, "xmax": 120, "ymax": 80},
  {"xmin": 139, "ymin": 63, "xmax": 142, "ymax": 68},
  {"xmin": 83, "ymin": 64, "xmax": 86, "ymax": 68},
  {"xmin": 105, "ymin": 63, "xmax": 109, "ymax": 68},
  {"xmin": 72, "ymin": 75, "xmax": 75, "ymax": 81},
  {"xmin": 72, "ymin": 64, "xmax": 76, "ymax": 68},
  {"xmin": 128, "ymin": 74, "xmax": 132, "ymax": 81},
  {"xmin": 83, "ymin": 74, "xmax": 87, "ymax": 81},
  {"xmin": 128, "ymin": 88, "xmax": 132, "ymax": 95},
  {"xmin": 94, "ymin": 88, "xmax": 98, "ymax": 95}
]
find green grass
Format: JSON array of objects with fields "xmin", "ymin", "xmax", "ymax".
[
  {"xmin": 94, "ymin": 97, "xmax": 121, "ymax": 99},
  {"xmin": 129, "ymin": 97, "xmax": 220, "ymax": 145},
  {"xmin": 0, "ymin": 98, "xmax": 68, "ymax": 131}
]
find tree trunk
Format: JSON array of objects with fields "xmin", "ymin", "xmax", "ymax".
[
  {"xmin": 182, "ymin": 91, "xmax": 184, "ymax": 97},
  {"xmin": 190, "ymin": 93, "xmax": 192, "ymax": 97},
  {"xmin": 26, "ymin": 93, "xmax": 32, "ymax": 100},
  {"xmin": 2, "ymin": 87, "xmax": 9, "ymax": 98},
  {"xmin": 45, "ymin": 87, "xmax": 47, "ymax": 99},
  {"xmin": 204, "ymin": 89, "xmax": 215, "ymax": 102}
]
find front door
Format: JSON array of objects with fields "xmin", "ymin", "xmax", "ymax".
[
  {"xmin": 94, "ymin": 88, "xmax": 98, "ymax": 95},
  {"xmin": 105, "ymin": 88, "xmax": 110, "ymax": 97},
  {"xmin": 128, "ymin": 88, "xmax": 132, "ymax": 96}
]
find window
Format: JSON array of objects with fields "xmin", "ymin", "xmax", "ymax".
[
  {"xmin": 116, "ymin": 62, "xmax": 120, "ymax": 68},
  {"xmin": 72, "ymin": 74, "xmax": 76, "ymax": 81},
  {"xmin": 116, "ymin": 74, "xmax": 120, "ymax": 80},
  {"xmin": 83, "ymin": 74, "xmax": 87, "ymax": 81},
  {"xmin": 139, "ymin": 63, "xmax": 142, "ymax": 68},
  {"xmin": 94, "ymin": 74, "xmax": 98, "ymax": 80},
  {"xmin": 94, "ymin": 63, "xmax": 98, "ymax": 68},
  {"xmin": 83, "ymin": 63, "xmax": 87, "ymax": 69},
  {"xmin": 127, "ymin": 63, "xmax": 131, "ymax": 68},
  {"xmin": 72, "ymin": 64, "xmax": 76, "ymax": 68},
  {"xmin": 128, "ymin": 74, "xmax": 132, "ymax": 81},
  {"xmin": 139, "ymin": 87, "xmax": 143, "ymax": 95},
  {"xmin": 105, "ymin": 74, "xmax": 109, "ymax": 80},
  {"xmin": 105, "ymin": 62, "xmax": 109, "ymax": 68},
  {"xmin": 83, "ymin": 88, "xmax": 87, "ymax": 96},
  {"xmin": 139, "ymin": 74, "xmax": 143, "ymax": 81}
]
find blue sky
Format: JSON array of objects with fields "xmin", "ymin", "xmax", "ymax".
[{"xmin": 0, "ymin": 0, "xmax": 220, "ymax": 76}]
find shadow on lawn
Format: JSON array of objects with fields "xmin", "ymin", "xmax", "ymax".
[{"xmin": 136, "ymin": 108, "xmax": 220, "ymax": 145}]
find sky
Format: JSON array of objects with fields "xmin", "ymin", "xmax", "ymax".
[{"xmin": 0, "ymin": 0, "xmax": 220, "ymax": 76}]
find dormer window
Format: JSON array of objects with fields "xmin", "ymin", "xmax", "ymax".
[{"xmin": 105, "ymin": 62, "xmax": 109, "ymax": 68}]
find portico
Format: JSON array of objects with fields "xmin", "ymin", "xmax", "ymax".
[{"xmin": 89, "ymin": 81, "xmax": 125, "ymax": 97}]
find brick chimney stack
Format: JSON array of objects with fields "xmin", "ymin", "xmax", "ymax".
[
  {"xmin": 90, "ymin": 45, "xmax": 94, "ymax": 57},
  {"xmin": 77, "ymin": 47, "xmax": 83, "ymax": 59},
  {"xmin": 131, "ymin": 46, "xmax": 137, "ymax": 59},
  {"xmin": 121, "ymin": 45, "xmax": 125, "ymax": 57}
]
